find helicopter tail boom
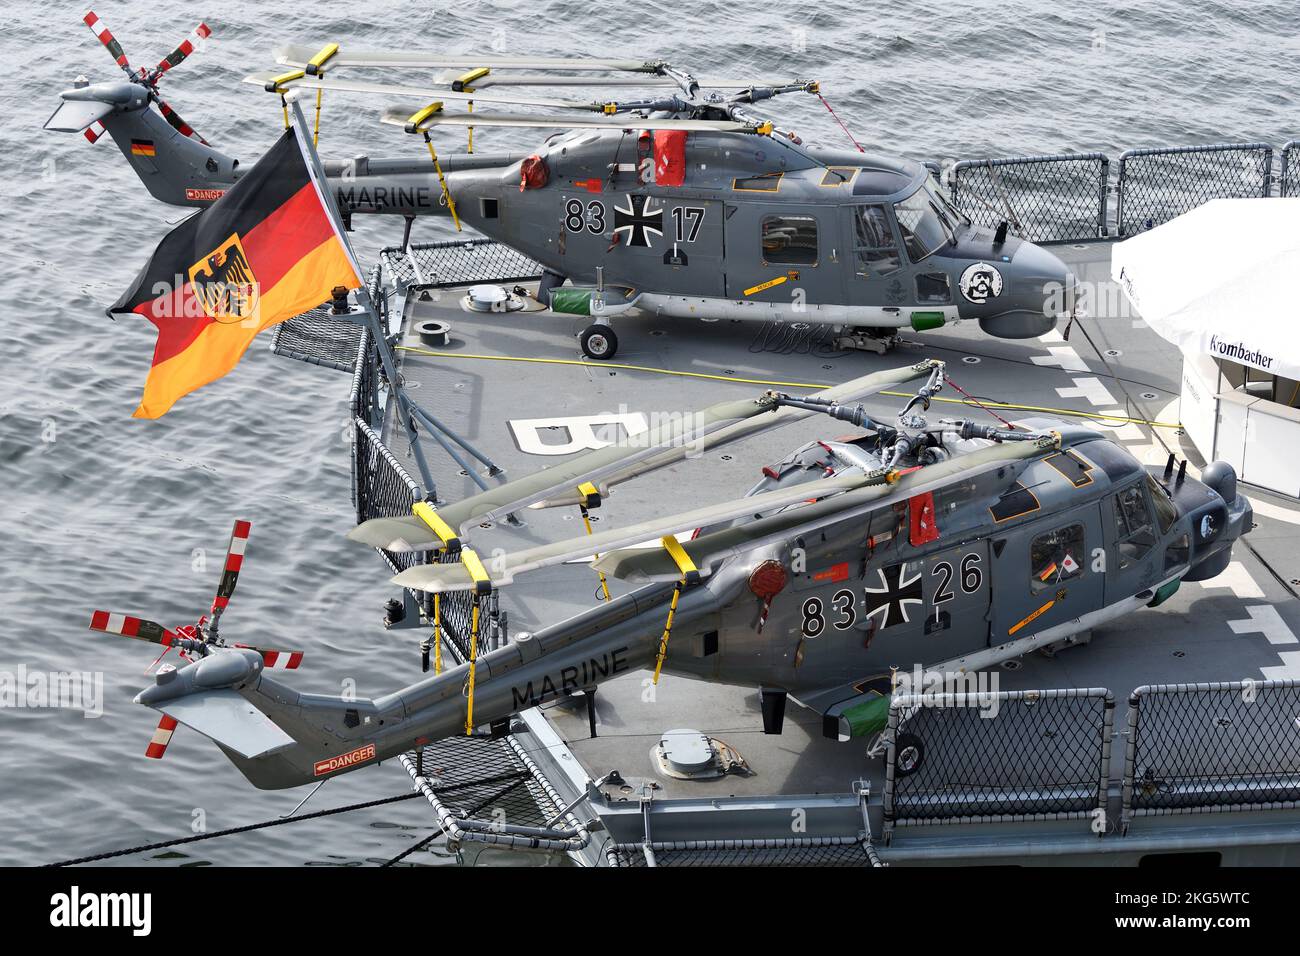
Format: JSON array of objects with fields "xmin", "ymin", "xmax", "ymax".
[{"xmin": 137, "ymin": 577, "xmax": 726, "ymax": 789}]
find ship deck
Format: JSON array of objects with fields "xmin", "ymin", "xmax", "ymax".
[{"xmin": 371, "ymin": 242, "xmax": 1300, "ymax": 865}]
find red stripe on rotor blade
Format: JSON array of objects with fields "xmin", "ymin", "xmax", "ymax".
[
  {"xmin": 90, "ymin": 610, "xmax": 109, "ymax": 630},
  {"xmin": 232, "ymin": 520, "xmax": 251, "ymax": 539},
  {"xmin": 145, "ymin": 715, "xmax": 178, "ymax": 758}
]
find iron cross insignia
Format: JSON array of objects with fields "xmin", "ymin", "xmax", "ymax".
[
  {"xmin": 613, "ymin": 194, "xmax": 664, "ymax": 248},
  {"xmin": 864, "ymin": 561, "xmax": 923, "ymax": 629}
]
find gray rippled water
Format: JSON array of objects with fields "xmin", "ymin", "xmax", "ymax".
[{"xmin": 0, "ymin": 0, "xmax": 1294, "ymax": 866}]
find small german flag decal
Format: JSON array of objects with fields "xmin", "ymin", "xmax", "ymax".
[{"xmin": 130, "ymin": 139, "xmax": 156, "ymax": 157}]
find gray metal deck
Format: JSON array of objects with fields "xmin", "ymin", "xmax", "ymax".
[{"xmin": 362, "ymin": 241, "xmax": 1300, "ymax": 864}]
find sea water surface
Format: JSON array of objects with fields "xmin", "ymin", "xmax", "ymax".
[{"xmin": 0, "ymin": 0, "xmax": 1295, "ymax": 865}]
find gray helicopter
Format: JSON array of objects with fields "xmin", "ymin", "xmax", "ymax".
[
  {"xmin": 90, "ymin": 360, "xmax": 1251, "ymax": 786},
  {"xmin": 46, "ymin": 16, "xmax": 1075, "ymax": 360}
]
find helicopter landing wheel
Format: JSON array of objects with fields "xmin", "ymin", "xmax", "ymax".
[
  {"xmin": 580, "ymin": 324, "xmax": 618, "ymax": 361},
  {"xmin": 893, "ymin": 732, "xmax": 925, "ymax": 777}
]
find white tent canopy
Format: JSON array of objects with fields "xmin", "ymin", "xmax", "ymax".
[{"xmin": 1112, "ymin": 198, "xmax": 1300, "ymax": 381}]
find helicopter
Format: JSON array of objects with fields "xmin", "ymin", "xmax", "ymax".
[
  {"xmin": 91, "ymin": 359, "xmax": 1252, "ymax": 787},
  {"xmin": 45, "ymin": 15, "xmax": 1076, "ymax": 360}
]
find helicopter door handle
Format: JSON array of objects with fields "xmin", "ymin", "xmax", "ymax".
[{"xmin": 883, "ymin": 307, "xmax": 900, "ymax": 313}]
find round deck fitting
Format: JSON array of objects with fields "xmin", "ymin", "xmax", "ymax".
[
  {"xmin": 653, "ymin": 728, "xmax": 719, "ymax": 779},
  {"xmin": 415, "ymin": 319, "xmax": 450, "ymax": 347}
]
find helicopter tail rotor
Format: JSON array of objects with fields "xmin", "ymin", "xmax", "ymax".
[
  {"xmin": 88, "ymin": 520, "xmax": 305, "ymax": 759},
  {"xmin": 77, "ymin": 10, "xmax": 212, "ymax": 146}
]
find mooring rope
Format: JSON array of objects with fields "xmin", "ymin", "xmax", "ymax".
[{"xmin": 44, "ymin": 792, "xmax": 423, "ymax": 867}]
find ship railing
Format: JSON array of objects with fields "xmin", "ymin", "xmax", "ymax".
[
  {"xmin": 379, "ymin": 237, "xmax": 544, "ymax": 290},
  {"xmin": 400, "ymin": 731, "xmax": 592, "ymax": 857},
  {"xmin": 1119, "ymin": 678, "xmax": 1300, "ymax": 833},
  {"xmin": 938, "ymin": 137, "xmax": 1293, "ymax": 243},
  {"xmin": 881, "ymin": 688, "xmax": 1114, "ymax": 843},
  {"xmin": 950, "ymin": 153, "xmax": 1110, "ymax": 243},
  {"xmin": 1281, "ymin": 140, "xmax": 1300, "ymax": 198},
  {"xmin": 1114, "ymin": 142, "xmax": 1274, "ymax": 236}
]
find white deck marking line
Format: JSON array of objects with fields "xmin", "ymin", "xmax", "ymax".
[
  {"xmin": 1228, "ymin": 605, "xmax": 1298, "ymax": 646},
  {"xmin": 1031, "ymin": 347, "xmax": 1091, "ymax": 373},
  {"xmin": 1194, "ymin": 560, "xmax": 1266, "ymax": 599},
  {"xmin": 1056, "ymin": 376, "xmax": 1118, "ymax": 407},
  {"xmin": 1260, "ymin": 651, "xmax": 1300, "ymax": 681}
]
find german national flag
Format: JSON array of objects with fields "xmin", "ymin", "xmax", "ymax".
[
  {"xmin": 130, "ymin": 138, "xmax": 156, "ymax": 157},
  {"xmin": 110, "ymin": 127, "xmax": 361, "ymax": 418}
]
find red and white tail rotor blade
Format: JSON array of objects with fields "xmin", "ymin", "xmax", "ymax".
[
  {"xmin": 145, "ymin": 714, "xmax": 179, "ymax": 759},
  {"xmin": 235, "ymin": 645, "xmax": 304, "ymax": 670},
  {"xmin": 153, "ymin": 22, "xmax": 211, "ymax": 78},
  {"xmin": 89, "ymin": 610, "xmax": 178, "ymax": 647},
  {"xmin": 155, "ymin": 97, "xmax": 208, "ymax": 145},
  {"xmin": 82, "ymin": 10, "xmax": 133, "ymax": 76},
  {"xmin": 83, "ymin": 120, "xmax": 107, "ymax": 144},
  {"xmin": 211, "ymin": 519, "xmax": 251, "ymax": 615}
]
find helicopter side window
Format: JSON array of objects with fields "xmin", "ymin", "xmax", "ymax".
[
  {"xmin": 893, "ymin": 189, "xmax": 956, "ymax": 263},
  {"xmin": 1030, "ymin": 523, "xmax": 1085, "ymax": 592},
  {"xmin": 1113, "ymin": 483, "xmax": 1157, "ymax": 569},
  {"xmin": 761, "ymin": 215, "xmax": 818, "ymax": 265},
  {"xmin": 854, "ymin": 206, "xmax": 900, "ymax": 278}
]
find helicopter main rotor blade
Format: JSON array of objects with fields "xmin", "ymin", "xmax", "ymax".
[
  {"xmin": 244, "ymin": 71, "xmax": 598, "ymax": 111},
  {"xmin": 381, "ymin": 108, "xmax": 751, "ymax": 133},
  {"xmin": 273, "ymin": 45, "xmax": 662, "ymax": 73},
  {"xmin": 391, "ymin": 431, "xmax": 1058, "ymax": 594},
  {"xmin": 535, "ymin": 359, "xmax": 945, "ymax": 507},
  {"xmin": 593, "ymin": 437, "xmax": 1058, "ymax": 583},
  {"xmin": 390, "ymin": 471, "xmax": 877, "ymax": 593},
  {"xmin": 347, "ymin": 360, "xmax": 942, "ymax": 552},
  {"xmin": 468, "ymin": 74, "xmax": 813, "ymax": 90}
]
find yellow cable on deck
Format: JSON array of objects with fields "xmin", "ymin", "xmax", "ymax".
[{"xmin": 395, "ymin": 346, "xmax": 1182, "ymax": 430}]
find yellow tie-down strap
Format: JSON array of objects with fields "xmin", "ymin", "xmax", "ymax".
[
  {"xmin": 411, "ymin": 501, "xmax": 461, "ymax": 552},
  {"xmin": 661, "ymin": 535, "xmax": 701, "ymax": 585},
  {"xmin": 577, "ymin": 481, "xmax": 602, "ymax": 509},
  {"xmin": 411, "ymin": 502, "xmax": 491, "ymax": 595},
  {"xmin": 263, "ymin": 69, "xmax": 305, "ymax": 92},
  {"xmin": 453, "ymin": 67, "xmax": 490, "ymax": 92},
  {"xmin": 306, "ymin": 43, "xmax": 340, "ymax": 74}
]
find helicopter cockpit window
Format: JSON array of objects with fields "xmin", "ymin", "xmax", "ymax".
[
  {"xmin": 761, "ymin": 215, "xmax": 818, "ymax": 265},
  {"xmin": 1113, "ymin": 483, "xmax": 1157, "ymax": 569},
  {"xmin": 853, "ymin": 205, "xmax": 900, "ymax": 277},
  {"xmin": 1030, "ymin": 523, "xmax": 1085, "ymax": 592},
  {"xmin": 1146, "ymin": 473, "xmax": 1178, "ymax": 534},
  {"xmin": 893, "ymin": 188, "xmax": 957, "ymax": 263}
]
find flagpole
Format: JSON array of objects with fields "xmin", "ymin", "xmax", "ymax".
[{"xmin": 283, "ymin": 93, "xmax": 439, "ymax": 498}]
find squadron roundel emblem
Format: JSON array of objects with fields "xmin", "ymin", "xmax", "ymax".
[{"xmin": 958, "ymin": 262, "xmax": 1003, "ymax": 304}]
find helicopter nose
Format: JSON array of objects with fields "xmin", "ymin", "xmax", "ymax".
[{"xmin": 975, "ymin": 241, "xmax": 1074, "ymax": 339}]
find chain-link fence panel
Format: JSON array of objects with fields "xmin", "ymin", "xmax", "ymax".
[
  {"xmin": 1282, "ymin": 141, "xmax": 1300, "ymax": 199},
  {"xmin": 380, "ymin": 238, "xmax": 543, "ymax": 289},
  {"xmin": 1117, "ymin": 143, "xmax": 1273, "ymax": 235},
  {"xmin": 608, "ymin": 836, "xmax": 880, "ymax": 867},
  {"xmin": 883, "ymin": 688, "xmax": 1114, "ymax": 836},
  {"xmin": 1121, "ymin": 679, "xmax": 1300, "ymax": 829},
  {"xmin": 352, "ymin": 419, "xmax": 422, "ymax": 577},
  {"xmin": 950, "ymin": 154, "xmax": 1109, "ymax": 243}
]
